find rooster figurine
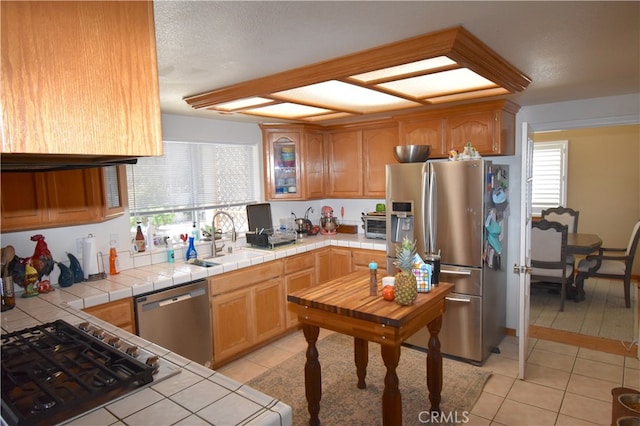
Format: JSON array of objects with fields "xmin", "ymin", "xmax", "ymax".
[{"xmin": 30, "ymin": 234, "xmax": 54, "ymax": 293}]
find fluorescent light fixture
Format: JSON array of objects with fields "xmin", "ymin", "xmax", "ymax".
[
  {"xmin": 184, "ymin": 26, "xmax": 530, "ymax": 124},
  {"xmin": 350, "ymin": 56, "xmax": 457, "ymax": 83},
  {"xmin": 244, "ymin": 102, "xmax": 333, "ymax": 119},
  {"xmin": 378, "ymin": 68, "xmax": 498, "ymax": 99},
  {"xmin": 213, "ymin": 97, "xmax": 273, "ymax": 111},
  {"xmin": 274, "ymin": 81, "xmax": 422, "ymax": 114}
]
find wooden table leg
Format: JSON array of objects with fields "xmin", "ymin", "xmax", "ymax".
[
  {"xmin": 427, "ymin": 315, "xmax": 443, "ymax": 413},
  {"xmin": 380, "ymin": 344, "xmax": 402, "ymax": 426},
  {"xmin": 354, "ymin": 337, "xmax": 368, "ymax": 389},
  {"xmin": 302, "ymin": 324, "xmax": 321, "ymax": 426}
]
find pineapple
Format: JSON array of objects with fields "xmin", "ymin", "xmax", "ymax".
[{"xmin": 393, "ymin": 237, "xmax": 418, "ymax": 305}]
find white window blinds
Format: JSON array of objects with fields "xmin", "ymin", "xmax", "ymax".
[
  {"xmin": 531, "ymin": 140, "xmax": 568, "ymax": 215},
  {"xmin": 127, "ymin": 141, "xmax": 259, "ymax": 216}
]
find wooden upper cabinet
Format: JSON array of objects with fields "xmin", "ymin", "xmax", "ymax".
[
  {"xmin": 1, "ymin": 167, "xmax": 127, "ymax": 232},
  {"xmin": 101, "ymin": 166, "xmax": 129, "ymax": 219},
  {"xmin": 261, "ymin": 124, "xmax": 328, "ymax": 201},
  {"xmin": 445, "ymin": 103, "xmax": 518, "ymax": 156},
  {"xmin": 326, "ymin": 130, "xmax": 363, "ymax": 197},
  {"xmin": 446, "ymin": 110, "xmax": 496, "ymax": 154},
  {"xmin": 1, "ymin": 1, "xmax": 162, "ymax": 156},
  {"xmin": 261, "ymin": 127, "xmax": 305, "ymax": 200},
  {"xmin": 398, "ymin": 117, "xmax": 446, "ymax": 158},
  {"xmin": 46, "ymin": 169, "xmax": 102, "ymax": 225},
  {"xmin": 362, "ymin": 125, "xmax": 399, "ymax": 198},
  {"xmin": 397, "ymin": 100, "xmax": 519, "ymax": 158},
  {"xmin": 0, "ymin": 173, "xmax": 48, "ymax": 230},
  {"xmin": 304, "ymin": 130, "xmax": 326, "ymax": 199}
]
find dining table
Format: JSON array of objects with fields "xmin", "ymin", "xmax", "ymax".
[
  {"xmin": 567, "ymin": 232, "xmax": 603, "ymax": 301},
  {"xmin": 567, "ymin": 232, "xmax": 603, "ymax": 256},
  {"xmin": 287, "ymin": 271, "xmax": 454, "ymax": 426}
]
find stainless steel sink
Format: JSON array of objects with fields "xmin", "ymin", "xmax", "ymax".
[
  {"xmin": 190, "ymin": 259, "xmax": 222, "ymax": 268},
  {"xmin": 202, "ymin": 250, "xmax": 264, "ymax": 264}
]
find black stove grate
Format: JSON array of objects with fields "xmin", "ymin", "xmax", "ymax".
[{"xmin": 1, "ymin": 320, "xmax": 154, "ymax": 426}]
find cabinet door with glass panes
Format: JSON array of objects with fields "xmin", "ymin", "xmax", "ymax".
[{"xmin": 262, "ymin": 127, "xmax": 306, "ymax": 200}]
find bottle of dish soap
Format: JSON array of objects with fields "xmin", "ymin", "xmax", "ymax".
[
  {"xmin": 185, "ymin": 236, "xmax": 197, "ymax": 262},
  {"xmin": 109, "ymin": 240, "xmax": 119, "ymax": 275}
]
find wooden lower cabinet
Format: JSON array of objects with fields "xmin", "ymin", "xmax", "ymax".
[
  {"xmin": 209, "ymin": 261, "xmax": 284, "ymax": 366},
  {"xmin": 314, "ymin": 247, "xmax": 332, "ymax": 285},
  {"xmin": 254, "ymin": 278, "xmax": 285, "ymax": 342},
  {"xmin": 283, "ymin": 252, "xmax": 315, "ymax": 328},
  {"xmin": 210, "ymin": 286, "xmax": 253, "ymax": 363},
  {"xmin": 209, "ymin": 247, "xmax": 390, "ymax": 366},
  {"xmin": 329, "ymin": 247, "xmax": 353, "ymax": 280},
  {"xmin": 352, "ymin": 248, "xmax": 388, "ymax": 275},
  {"xmin": 83, "ymin": 298, "xmax": 136, "ymax": 334}
]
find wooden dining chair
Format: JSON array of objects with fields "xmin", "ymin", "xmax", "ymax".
[
  {"xmin": 575, "ymin": 220, "xmax": 640, "ymax": 307},
  {"xmin": 541, "ymin": 206, "xmax": 580, "ymax": 233},
  {"xmin": 541, "ymin": 206, "xmax": 580, "ymax": 266},
  {"xmin": 530, "ymin": 219, "xmax": 575, "ymax": 312}
]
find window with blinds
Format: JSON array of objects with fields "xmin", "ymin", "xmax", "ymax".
[
  {"xmin": 531, "ymin": 140, "xmax": 568, "ymax": 215},
  {"xmin": 126, "ymin": 141, "xmax": 259, "ymax": 235}
]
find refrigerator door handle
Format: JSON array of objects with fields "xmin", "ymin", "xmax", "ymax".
[
  {"xmin": 441, "ymin": 268, "xmax": 472, "ymax": 275},
  {"xmin": 421, "ymin": 165, "xmax": 429, "ymax": 254},
  {"xmin": 426, "ymin": 166, "xmax": 436, "ymax": 253},
  {"xmin": 445, "ymin": 296, "xmax": 472, "ymax": 303}
]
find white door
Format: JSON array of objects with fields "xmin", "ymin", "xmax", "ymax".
[{"xmin": 515, "ymin": 122, "xmax": 534, "ymax": 379}]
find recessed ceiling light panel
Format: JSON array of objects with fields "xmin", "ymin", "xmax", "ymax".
[
  {"xmin": 214, "ymin": 97, "xmax": 273, "ymax": 111},
  {"xmin": 379, "ymin": 68, "xmax": 498, "ymax": 99},
  {"xmin": 275, "ymin": 80, "xmax": 421, "ymax": 114},
  {"xmin": 244, "ymin": 102, "xmax": 332, "ymax": 119},
  {"xmin": 350, "ymin": 56, "xmax": 457, "ymax": 83}
]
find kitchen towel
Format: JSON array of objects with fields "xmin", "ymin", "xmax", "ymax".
[{"xmin": 81, "ymin": 235, "xmax": 99, "ymax": 279}]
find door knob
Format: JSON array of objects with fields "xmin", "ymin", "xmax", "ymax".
[{"xmin": 513, "ymin": 264, "xmax": 533, "ymax": 274}]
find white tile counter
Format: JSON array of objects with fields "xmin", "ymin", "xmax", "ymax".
[{"xmin": 1, "ymin": 234, "xmax": 385, "ymax": 426}]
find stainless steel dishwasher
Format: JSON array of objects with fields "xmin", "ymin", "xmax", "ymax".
[{"xmin": 134, "ymin": 280, "xmax": 213, "ymax": 368}]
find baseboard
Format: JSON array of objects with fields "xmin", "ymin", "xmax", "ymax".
[{"xmin": 529, "ymin": 325, "xmax": 638, "ymax": 358}]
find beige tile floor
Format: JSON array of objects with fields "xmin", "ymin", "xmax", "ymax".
[{"xmin": 217, "ymin": 330, "xmax": 640, "ymax": 426}]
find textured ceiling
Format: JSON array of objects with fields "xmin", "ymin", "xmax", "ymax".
[{"xmin": 154, "ymin": 1, "xmax": 640, "ymax": 123}]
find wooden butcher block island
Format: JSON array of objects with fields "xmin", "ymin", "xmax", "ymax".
[{"xmin": 287, "ymin": 271, "xmax": 454, "ymax": 425}]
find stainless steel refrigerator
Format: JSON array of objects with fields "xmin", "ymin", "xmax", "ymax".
[{"xmin": 385, "ymin": 159, "xmax": 508, "ymax": 364}]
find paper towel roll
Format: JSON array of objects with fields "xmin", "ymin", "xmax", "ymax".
[{"xmin": 82, "ymin": 235, "xmax": 99, "ymax": 279}]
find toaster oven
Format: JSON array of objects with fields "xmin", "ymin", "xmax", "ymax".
[{"xmin": 363, "ymin": 214, "xmax": 386, "ymax": 240}]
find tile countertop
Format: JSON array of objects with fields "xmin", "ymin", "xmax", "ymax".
[{"xmin": 0, "ymin": 233, "xmax": 386, "ymax": 426}]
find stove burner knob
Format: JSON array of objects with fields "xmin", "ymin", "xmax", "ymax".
[
  {"xmin": 107, "ymin": 337, "xmax": 121, "ymax": 348},
  {"xmin": 145, "ymin": 355, "xmax": 160, "ymax": 374},
  {"xmin": 92, "ymin": 329, "xmax": 105, "ymax": 340},
  {"xmin": 126, "ymin": 346, "xmax": 140, "ymax": 358},
  {"xmin": 78, "ymin": 322, "xmax": 91, "ymax": 331}
]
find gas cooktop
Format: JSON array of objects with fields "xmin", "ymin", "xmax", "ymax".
[{"xmin": 1, "ymin": 320, "xmax": 180, "ymax": 426}]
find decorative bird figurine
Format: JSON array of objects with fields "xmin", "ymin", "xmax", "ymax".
[
  {"xmin": 57, "ymin": 262, "xmax": 74, "ymax": 287},
  {"xmin": 22, "ymin": 263, "xmax": 40, "ymax": 297},
  {"xmin": 30, "ymin": 234, "xmax": 54, "ymax": 281}
]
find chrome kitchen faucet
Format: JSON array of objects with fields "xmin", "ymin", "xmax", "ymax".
[{"xmin": 212, "ymin": 211, "xmax": 237, "ymax": 257}]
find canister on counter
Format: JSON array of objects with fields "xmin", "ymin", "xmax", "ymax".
[{"xmin": 424, "ymin": 253, "xmax": 441, "ymax": 285}]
